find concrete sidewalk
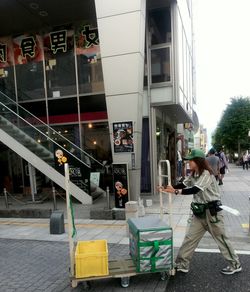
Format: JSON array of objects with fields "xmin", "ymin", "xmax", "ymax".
[{"xmin": 0, "ymin": 163, "xmax": 249, "ymax": 249}]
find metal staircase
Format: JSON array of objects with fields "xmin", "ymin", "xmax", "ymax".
[{"xmin": 0, "ymin": 92, "xmax": 106, "ymax": 204}]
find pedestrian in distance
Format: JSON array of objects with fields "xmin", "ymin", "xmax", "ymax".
[
  {"xmin": 217, "ymin": 147, "xmax": 229, "ymax": 185},
  {"xmin": 177, "ymin": 150, "xmax": 183, "ymax": 180},
  {"xmin": 242, "ymin": 152, "xmax": 249, "ymax": 170},
  {"xmin": 158, "ymin": 149, "xmax": 242, "ymax": 275},
  {"xmin": 206, "ymin": 148, "xmax": 220, "ymax": 180}
]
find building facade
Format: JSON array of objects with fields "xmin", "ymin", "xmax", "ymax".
[{"xmin": 0, "ymin": 0, "xmax": 197, "ymax": 203}]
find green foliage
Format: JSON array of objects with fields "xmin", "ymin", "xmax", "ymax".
[{"xmin": 213, "ymin": 97, "xmax": 250, "ymax": 153}]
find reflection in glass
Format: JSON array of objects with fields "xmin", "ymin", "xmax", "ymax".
[
  {"xmin": 16, "ymin": 61, "xmax": 45, "ymax": 101},
  {"xmin": 0, "ymin": 66, "xmax": 16, "ymax": 99},
  {"xmin": 149, "ymin": 7, "xmax": 171, "ymax": 45},
  {"xmin": 44, "ymin": 29, "xmax": 77, "ymax": 98},
  {"xmin": 81, "ymin": 122, "xmax": 111, "ymax": 162},
  {"xmin": 151, "ymin": 48, "xmax": 171, "ymax": 83}
]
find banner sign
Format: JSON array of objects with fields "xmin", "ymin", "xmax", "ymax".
[
  {"xmin": 113, "ymin": 121, "xmax": 134, "ymax": 153},
  {"xmin": 0, "ymin": 37, "xmax": 14, "ymax": 68},
  {"xmin": 113, "ymin": 163, "xmax": 129, "ymax": 208},
  {"xmin": 13, "ymin": 34, "xmax": 44, "ymax": 65}
]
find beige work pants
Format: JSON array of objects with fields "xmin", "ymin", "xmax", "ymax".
[{"xmin": 176, "ymin": 209, "xmax": 240, "ymax": 270}]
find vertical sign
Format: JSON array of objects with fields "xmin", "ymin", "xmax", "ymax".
[
  {"xmin": 54, "ymin": 146, "xmax": 90, "ymax": 195},
  {"xmin": 113, "ymin": 163, "xmax": 129, "ymax": 208},
  {"xmin": 113, "ymin": 121, "xmax": 134, "ymax": 153}
]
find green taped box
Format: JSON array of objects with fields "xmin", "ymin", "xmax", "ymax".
[{"xmin": 127, "ymin": 216, "xmax": 173, "ymax": 273}]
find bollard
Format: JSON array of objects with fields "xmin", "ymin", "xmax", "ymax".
[
  {"xmin": 106, "ymin": 186, "xmax": 110, "ymax": 209},
  {"xmin": 52, "ymin": 187, "xmax": 57, "ymax": 210},
  {"xmin": 50, "ymin": 210, "xmax": 65, "ymax": 234}
]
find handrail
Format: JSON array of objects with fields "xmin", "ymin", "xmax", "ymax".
[
  {"xmin": 0, "ymin": 91, "xmax": 104, "ymax": 168},
  {"xmin": 158, "ymin": 159, "xmax": 172, "ymax": 227},
  {"xmin": 0, "ymin": 102, "xmax": 90, "ymax": 168}
]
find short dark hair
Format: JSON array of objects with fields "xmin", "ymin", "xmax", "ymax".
[{"xmin": 209, "ymin": 148, "xmax": 215, "ymax": 155}]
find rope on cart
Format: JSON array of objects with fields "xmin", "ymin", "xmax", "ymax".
[{"xmin": 69, "ymin": 194, "xmax": 77, "ymax": 238}]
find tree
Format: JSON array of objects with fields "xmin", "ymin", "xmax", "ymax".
[{"xmin": 213, "ymin": 97, "xmax": 250, "ymax": 156}]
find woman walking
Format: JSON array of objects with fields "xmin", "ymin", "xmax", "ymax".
[{"xmin": 159, "ymin": 149, "xmax": 241, "ymax": 275}]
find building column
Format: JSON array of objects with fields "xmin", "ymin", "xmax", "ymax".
[{"xmin": 95, "ymin": 0, "xmax": 146, "ymax": 201}]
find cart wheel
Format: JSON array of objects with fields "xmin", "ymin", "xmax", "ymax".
[
  {"xmin": 160, "ymin": 272, "xmax": 168, "ymax": 281},
  {"xmin": 81, "ymin": 281, "xmax": 91, "ymax": 290},
  {"xmin": 121, "ymin": 277, "xmax": 130, "ymax": 288},
  {"xmin": 71, "ymin": 279, "xmax": 78, "ymax": 288}
]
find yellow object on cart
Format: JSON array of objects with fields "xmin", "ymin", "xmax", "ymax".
[{"xmin": 75, "ymin": 239, "xmax": 109, "ymax": 278}]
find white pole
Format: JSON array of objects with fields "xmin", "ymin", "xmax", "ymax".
[
  {"xmin": 158, "ymin": 160, "xmax": 173, "ymax": 227},
  {"xmin": 166, "ymin": 160, "xmax": 173, "ymax": 228},
  {"xmin": 65, "ymin": 163, "xmax": 75, "ymax": 277},
  {"xmin": 158, "ymin": 161, "xmax": 163, "ymax": 220}
]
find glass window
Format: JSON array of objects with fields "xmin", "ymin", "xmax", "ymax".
[
  {"xmin": 0, "ymin": 37, "xmax": 16, "ymax": 100},
  {"xmin": 13, "ymin": 34, "xmax": 45, "ymax": 101},
  {"xmin": 44, "ymin": 28, "xmax": 77, "ymax": 98},
  {"xmin": 79, "ymin": 94, "xmax": 106, "ymax": 112},
  {"xmin": 75, "ymin": 22, "xmax": 104, "ymax": 94},
  {"xmin": 149, "ymin": 7, "xmax": 171, "ymax": 45},
  {"xmin": 48, "ymin": 97, "xmax": 78, "ymax": 123},
  {"xmin": 16, "ymin": 61, "xmax": 45, "ymax": 101},
  {"xmin": 77, "ymin": 56, "xmax": 104, "ymax": 94},
  {"xmin": 51, "ymin": 124, "xmax": 80, "ymax": 147},
  {"xmin": 20, "ymin": 101, "xmax": 47, "ymax": 118},
  {"xmin": 151, "ymin": 47, "xmax": 171, "ymax": 83},
  {"xmin": 81, "ymin": 122, "xmax": 111, "ymax": 162},
  {"xmin": 0, "ymin": 66, "xmax": 15, "ymax": 99}
]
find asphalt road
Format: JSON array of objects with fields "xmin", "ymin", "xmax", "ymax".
[
  {"xmin": 166, "ymin": 251, "xmax": 250, "ymax": 292},
  {"xmin": 1, "ymin": 238, "xmax": 250, "ymax": 292}
]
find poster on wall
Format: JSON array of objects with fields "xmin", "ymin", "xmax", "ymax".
[
  {"xmin": 54, "ymin": 145, "xmax": 90, "ymax": 195},
  {"xmin": 13, "ymin": 34, "xmax": 44, "ymax": 65},
  {"xmin": 0, "ymin": 37, "xmax": 14, "ymax": 69},
  {"xmin": 43, "ymin": 29, "xmax": 74, "ymax": 59},
  {"xmin": 75, "ymin": 23, "xmax": 100, "ymax": 63},
  {"xmin": 113, "ymin": 121, "xmax": 134, "ymax": 153},
  {"xmin": 113, "ymin": 163, "xmax": 129, "ymax": 208}
]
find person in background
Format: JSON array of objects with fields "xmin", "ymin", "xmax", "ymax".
[
  {"xmin": 217, "ymin": 148, "xmax": 229, "ymax": 185},
  {"xmin": 177, "ymin": 150, "xmax": 183, "ymax": 180},
  {"xmin": 158, "ymin": 148, "xmax": 242, "ymax": 275},
  {"xmin": 242, "ymin": 152, "xmax": 249, "ymax": 170},
  {"xmin": 206, "ymin": 148, "xmax": 220, "ymax": 180}
]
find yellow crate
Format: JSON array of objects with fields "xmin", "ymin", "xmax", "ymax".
[{"xmin": 75, "ymin": 240, "xmax": 109, "ymax": 278}]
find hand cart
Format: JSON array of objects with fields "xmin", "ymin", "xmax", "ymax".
[{"xmin": 64, "ymin": 161, "xmax": 175, "ymax": 289}]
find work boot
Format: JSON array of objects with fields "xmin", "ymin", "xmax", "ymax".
[{"xmin": 218, "ymin": 179, "xmax": 223, "ymax": 185}]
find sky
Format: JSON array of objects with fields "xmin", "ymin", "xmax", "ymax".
[{"xmin": 192, "ymin": 0, "xmax": 250, "ymax": 147}]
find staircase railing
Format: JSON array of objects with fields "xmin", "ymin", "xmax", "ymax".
[
  {"xmin": 0, "ymin": 91, "xmax": 104, "ymax": 169},
  {"xmin": 0, "ymin": 92, "xmax": 111, "ymax": 199}
]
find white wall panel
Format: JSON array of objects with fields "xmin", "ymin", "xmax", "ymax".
[
  {"xmin": 150, "ymin": 87, "xmax": 173, "ymax": 104},
  {"xmin": 106, "ymin": 93, "xmax": 142, "ymax": 122},
  {"xmin": 97, "ymin": 12, "xmax": 142, "ymax": 57},
  {"xmin": 101, "ymin": 53, "xmax": 144, "ymax": 96},
  {"xmin": 95, "ymin": 0, "xmax": 144, "ymax": 18}
]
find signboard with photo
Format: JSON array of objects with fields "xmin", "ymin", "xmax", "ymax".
[
  {"xmin": 113, "ymin": 121, "xmax": 134, "ymax": 153},
  {"xmin": 113, "ymin": 163, "xmax": 129, "ymax": 208},
  {"xmin": 54, "ymin": 145, "xmax": 90, "ymax": 195}
]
